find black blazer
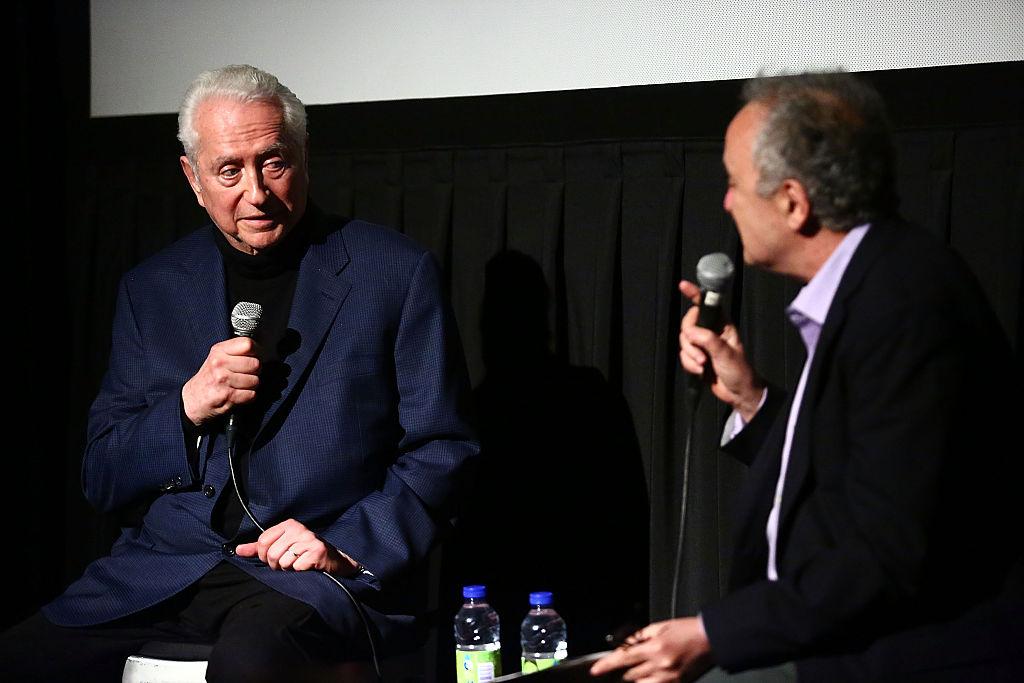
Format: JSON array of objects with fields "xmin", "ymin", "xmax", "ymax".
[{"xmin": 701, "ymin": 218, "xmax": 1022, "ymax": 680}]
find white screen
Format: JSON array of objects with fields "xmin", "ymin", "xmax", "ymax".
[{"xmin": 91, "ymin": 0, "xmax": 1024, "ymax": 118}]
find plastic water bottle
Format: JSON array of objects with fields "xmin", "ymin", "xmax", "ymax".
[
  {"xmin": 454, "ymin": 585, "xmax": 502, "ymax": 683},
  {"xmin": 520, "ymin": 591, "xmax": 567, "ymax": 674}
]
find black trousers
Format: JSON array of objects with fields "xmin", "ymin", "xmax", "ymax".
[{"xmin": 0, "ymin": 562, "xmax": 367, "ymax": 683}]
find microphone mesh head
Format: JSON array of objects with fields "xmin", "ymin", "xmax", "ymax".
[
  {"xmin": 696, "ymin": 252, "xmax": 735, "ymax": 293},
  {"xmin": 230, "ymin": 301, "xmax": 263, "ymax": 337}
]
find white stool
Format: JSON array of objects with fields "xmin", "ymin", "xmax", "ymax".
[
  {"xmin": 121, "ymin": 642, "xmax": 211, "ymax": 683},
  {"xmin": 121, "ymin": 641, "xmax": 378, "ymax": 682}
]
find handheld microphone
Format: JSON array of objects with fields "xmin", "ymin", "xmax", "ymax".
[
  {"xmin": 688, "ymin": 253, "xmax": 735, "ymax": 395},
  {"xmin": 225, "ymin": 301, "xmax": 262, "ymax": 449},
  {"xmin": 694, "ymin": 252, "xmax": 735, "ymax": 334}
]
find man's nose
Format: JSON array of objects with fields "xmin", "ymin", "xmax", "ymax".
[
  {"xmin": 723, "ymin": 187, "xmax": 733, "ymax": 212},
  {"xmin": 245, "ymin": 170, "xmax": 269, "ymax": 205}
]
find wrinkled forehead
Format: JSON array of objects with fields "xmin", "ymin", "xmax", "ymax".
[{"xmin": 192, "ymin": 96, "xmax": 294, "ymax": 152}]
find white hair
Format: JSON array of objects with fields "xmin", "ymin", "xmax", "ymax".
[{"xmin": 177, "ymin": 64, "xmax": 307, "ymax": 166}]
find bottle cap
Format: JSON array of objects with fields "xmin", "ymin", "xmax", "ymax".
[
  {"xmin": 463, "ymin": 585, "xmax": 486, "ymax": 599},
  {"xmin": 529, "ymin": 591, "xmax": 553, "ymax": 606}
]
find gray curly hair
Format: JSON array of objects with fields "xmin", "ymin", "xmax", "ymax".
[
  {"xmin": 177, "ymin": 64, "xmax": 307, "ymax": 167},
  {"xmin": 742, "ymin": 72, "xmax": 898, "ymax": 232}
]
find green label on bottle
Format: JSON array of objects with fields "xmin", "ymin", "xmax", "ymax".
[
  {"xmin": 456, "ymin": 649, "xmax": 502, "ymax": 683},
  {"xmin": 521, "ymin": 656, "xmax": 559, "ymax": 674}
]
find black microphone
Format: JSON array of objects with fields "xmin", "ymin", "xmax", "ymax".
[
  {"xmin": 687, "ymin": 253, "xmax": 735, "ymax": 396},
  {"xmin": 225, "ymin": 301, "xmax": 262, "ymax": 449}
]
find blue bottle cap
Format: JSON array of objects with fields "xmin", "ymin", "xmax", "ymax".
[
  {"xmin": 463, "ymin": 585, "xmax": 486, "ymax": 599},
  {"xmin": 529, "ymin": 591, "xmax": 553, "ymax": 606}
]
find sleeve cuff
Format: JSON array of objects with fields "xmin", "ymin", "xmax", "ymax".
[
  {"xmin": 179, "ymin": 389, "xmax": 202, "ymax": 481},
  {"xmin": 720, "ymin": 388, "xmax": 769, "ymax": 446}
]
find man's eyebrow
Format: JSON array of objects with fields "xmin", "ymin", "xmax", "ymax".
[
  {"xmin": 210, "ymin": 154, "xmax": 241, "ymax": 169},
  {"xmin": 257, "ymin": 142, "xmax": 290, "ymax": 159}
]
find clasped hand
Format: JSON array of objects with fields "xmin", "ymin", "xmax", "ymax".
[{"xmin": 235, "ymin": 518, "xmax": 358, "ymax": 576}]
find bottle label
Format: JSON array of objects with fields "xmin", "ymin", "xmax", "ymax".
[
  {"xmin": 521, "ymin": 656, "xmax": 559, "ymax": 674},
  {"xmin": 456, "ymin": 649, "xmax": 502, "ymax": 683}
]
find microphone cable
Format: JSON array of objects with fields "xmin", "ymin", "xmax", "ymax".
[
  {"xmin": 670, "ymin": 253, "xmax": 735, "ymax": 618},
  {"xmin": 224, "ymin": 300, "xmax": 383, "ymax": 680},
  {"xmin": 227, "ymin": 435, "xmax": 384, "ymax": 681},
  {"xmin": 671, "ymin": 389, "xmax": 701, "ymax": 618}
]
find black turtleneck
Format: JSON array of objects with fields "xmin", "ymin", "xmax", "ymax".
[
  {"xmin": 204, "ymin": 210, "xmax": 312, "ymax": 537},
  {"xmin": 214, "ymin": 212, "xmax": 309, "ymax": 411}
]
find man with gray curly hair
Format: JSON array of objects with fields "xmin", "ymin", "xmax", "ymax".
[
  {"xmin": 2, "ymin": 65, "xmax": 477, "ymax": 683},
  {"xmin": 594, "ymin": 72, "xmax": 1020, "ymax": 681}
]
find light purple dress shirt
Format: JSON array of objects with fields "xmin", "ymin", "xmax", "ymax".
[{"xmin": 723, "ymin": 224, "xmax": 870, "ymax": 580}]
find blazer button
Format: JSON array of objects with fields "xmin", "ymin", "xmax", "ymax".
[
  {"xmin": 221, "ymin": 543, "xmax": 235, "ymax": 557},
  {"xmin": 203, "ymin": 484, "xmax": 216, "ymax": 498}
]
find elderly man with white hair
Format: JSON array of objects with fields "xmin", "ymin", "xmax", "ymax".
[{"xmin": 2, "ymin": 65, "xmax": 477, "ymax": 683}]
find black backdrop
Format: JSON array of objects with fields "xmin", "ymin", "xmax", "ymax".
[{"xmin": 13, "ymin": 1, "xmax": 1023, "ymax": 674}]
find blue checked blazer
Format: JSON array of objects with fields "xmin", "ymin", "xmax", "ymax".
[{"xmin": 44, "ymin": 208, "xmax": 478, "ymax": 647}]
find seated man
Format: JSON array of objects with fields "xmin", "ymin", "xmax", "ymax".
[
  {"xmin": 2, "ymin": 64, "xmax": 477, "ymax": 683},
  {"xmin": 593, "ymin": 72, "xmax": 1021, "ymax": 682}
]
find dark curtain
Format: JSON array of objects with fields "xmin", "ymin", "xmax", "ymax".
[
  {"xmin": 64, "ymin": 118, "xmax": 1023, "ymax": 621},
  {"xmin": 14, "ymin": 5, "xmax": 1024, "ymax": 669}
]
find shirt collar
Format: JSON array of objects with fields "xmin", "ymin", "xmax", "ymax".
[{"xmin": 787, "ymin": 223, "xmax": 870, "ymax": 343}]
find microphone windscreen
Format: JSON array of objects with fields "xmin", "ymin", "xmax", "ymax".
[
  {"xmin": 230, "ymin": 301, "xmax": 263, "ymax": 337},
  {"xmin": 696, "ymin": 253, "xmax": 735, "ymax": 293}
]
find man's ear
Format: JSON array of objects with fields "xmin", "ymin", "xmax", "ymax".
[
  {"xmin": 180, "ymin": 156, "xmax": 205, "ymax": 208},
  {"xmin": 776, "ymin": 179, "xmax": 811, "ymax": 233}
]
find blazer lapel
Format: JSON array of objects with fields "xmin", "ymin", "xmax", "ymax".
[
  {"xmin": 776, "ymin": 220, "xmax": 894, "ymax": 537},
  {"xmin": 254, "ymin": 216, "xmax": 353, "ymax": 437},
  {"xmin": 179, "ymin": 228, "xmax": 230, "ymax": 369}
]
